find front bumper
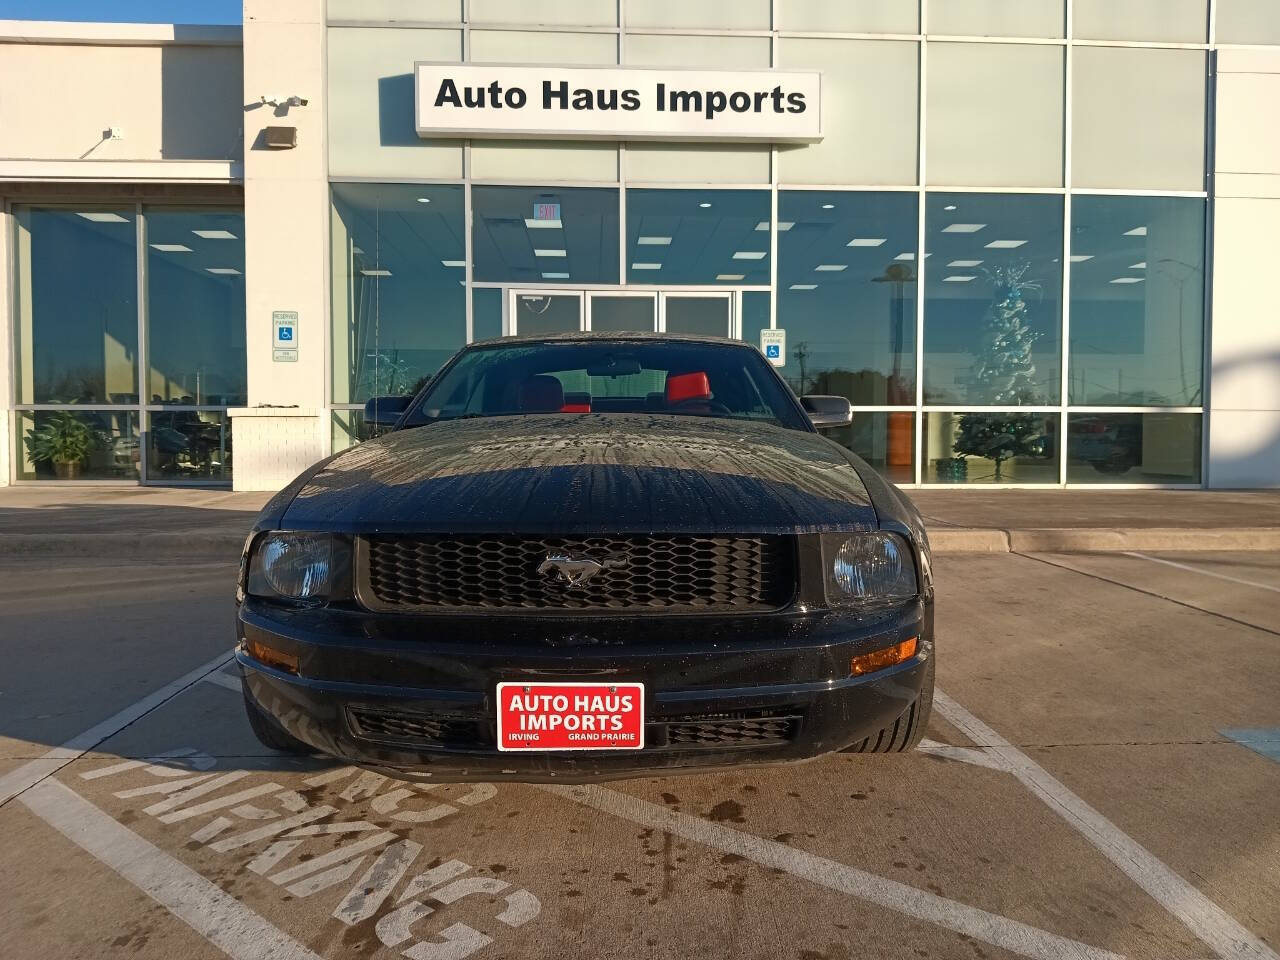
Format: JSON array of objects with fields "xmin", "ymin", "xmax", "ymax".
[{"xmin": 237, "ymin": 598, "xmax": 932, "ymax": 783}]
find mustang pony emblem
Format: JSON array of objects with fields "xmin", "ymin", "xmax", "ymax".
[{"xmin": 537, "ymin": 552, "xmax": 628, "ymax": 587}]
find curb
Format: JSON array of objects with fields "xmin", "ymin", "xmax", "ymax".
[{"xmin": 1, "ymin": 528, "xmax": 1278, "ymax": 559}]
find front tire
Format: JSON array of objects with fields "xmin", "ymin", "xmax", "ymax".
[
  {"xmin": 841, "ymin": 654, "xmax": 934, "ymax": 754},
  {"xmin": 242, "ymin": 681, "xmax": 312, "ymax": 754}
]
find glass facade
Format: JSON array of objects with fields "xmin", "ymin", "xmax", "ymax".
[{"xmin": 11, "ymin": 204, "xmax": 245, "ymax": 483}]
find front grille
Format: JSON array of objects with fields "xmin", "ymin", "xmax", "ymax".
[
  {"xmin": 663, "ymin": 711, "xmax": 801, "ymax": 748},
  {"xmin": 347, "ymin": 707, "xmax": 487, "ymax": 750},
  {"xmin": 359, "ymin": 535, "xmax": 795, "ymax": 613}
]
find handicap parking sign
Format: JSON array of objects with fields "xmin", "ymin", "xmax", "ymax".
[
  {"xmin": 759, "ymin": 328, "xmax": 786, "ymax": 367},
  {"xmin": 765, "ymin": 344, "xmax": 780, "ymax": 359},
  {"xmin": 278, "ymin": 326, "xmax": 293, "ymax": 341}
]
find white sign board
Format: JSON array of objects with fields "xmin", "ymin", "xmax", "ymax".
[
  {"xmin": 415, "ymin": 64, "xmax": 822, "ymax": 143},
  {"xmin": 760, "ymin": 328, "xmax": 786, "ymax": 367},
  {"xmin": 273, "ymin": 311, "xmax": 298, "ymax": 363}
]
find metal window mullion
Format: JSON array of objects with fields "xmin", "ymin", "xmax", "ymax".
[
  {"xmin": 913, "ymin": 15, "xmax": 927, "ymax": 486},
  {"xmin": 1200, "ymin": 39, "xmax": 1217, "ymax": 487},
  {"xmin": 463, "ymin": 0, "xmax": 474, "ymax": 344},
  {"xmin": 618, "ymin": 0, "xmax": 627, "ymax": 286},
  {"xmin": 135, "ymin": 200, "xmax": 148, "ymax": 485},
  {"xmin": 1060, "ymin": 0, "xmax": 1074, "ymax": 486},
  {"xmin": 769, "ymin": 1, "xmax": 779, "ymax": 335}
]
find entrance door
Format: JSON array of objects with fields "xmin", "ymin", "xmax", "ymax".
[
  {"xmin": 659, "ymin": 292, "xmax": 734, "ymax": 337},
  {"xmin": 586, "ymin": 291, "xmax": 657, "ymax": 332},
  {"xmin": 509, "ymin": 289, "xmax": 583, "ymax": 335}
]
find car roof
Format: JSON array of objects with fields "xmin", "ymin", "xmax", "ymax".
[{"xmin": 467, "ymin": 331, "xmax": 758, "ymax": 348}]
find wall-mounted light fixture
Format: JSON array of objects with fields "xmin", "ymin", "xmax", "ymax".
[{"xmin": 264, "ymin": 126, "xmax": 298, "ymax": 149}]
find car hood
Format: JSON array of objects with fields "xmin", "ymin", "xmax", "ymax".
[{"xmin": 281, "ymin": 414, "xmax": 876, "ymax": 534}]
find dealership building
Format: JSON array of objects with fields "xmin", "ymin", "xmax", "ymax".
[{"xmin": 2, "ymin": 1, "xmax": 1279, "ymax": 491}]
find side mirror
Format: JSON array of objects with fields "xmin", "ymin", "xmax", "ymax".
[
  {"xmin": 363, "ymin": 395, "xmax": 412, "ymax": 431},
  {"xmin": 800, "ymin": 395, "xmax": 853, "ymax": 429}
]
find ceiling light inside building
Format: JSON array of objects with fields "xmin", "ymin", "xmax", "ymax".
[
  {"xmin": 541, "ymin": 272, "xmax": 570, "ymax": 279},
  {"xmin": 1110, "ymin": 277, "xmax": 1144, "ymax": 284},
  {"xmin": 360, "ymin": 268, "xmax": 391, "ymax": 277},
  {"xmin": 814, "ymin": 264, "xmax": 847, "ymax": 272},
  {"xmin": 943, "ymin": 275, "xmax": 976, "ymax": 282},
  {"xmin": 732, "ymin": 251, "xmax": 767, "ymax": 260},
  {"xmin": 77, "ymin": 212, "xmax": 129, "ymax": 223},
  {"xmin": 206, "ymin": 267, "xmax": 243, "ymax": 275},
  {"xmin": 755, "ymin": 221, "xmax": 793, "ymax": 231},
  {"xmin": 416, "ymin": 197, "xmax": 431, "ymax": 203},
  {"xmin": 1124, "ymin": 226, "xmax": 1148, "ymax": 236},
  {"xmin": 944, "ymin": 205, "xmax": 957, "ymax": 211},
  {"xmin": 631, "ymin": 263, "xmax": 662, "ymax": 270},
  {"xmin": 193, "ymin": 229, "xmax": 238, "ymax": 239},
  {"xmin": 1129, "ymin": 261, "xmax": 1147, "ymax": 269},
  {"xmin": 789, "ymin": 284, "xmax": 818, "ymax": 290},
  {"xmin": 847, "ymin": 238, "xmax": 887, "ymax": 247},
  {"xmin": 984, "ymin": 239, "xmax": 1027, "ymax": 249},
  {"xmin": 947, "ymin": 259, "xmax": 982, "ymax": 267},
  {"xmin": 1069, "ymin": 255, "xmax": 1094, "ymax": 262},
  {"xmin": 699, "ymin": 202, "xmax": 712, "ymax": 208},
  {"xmin": 894, "ymin": 252, "xmax": 915, "ymax": 261},
  {"xmin": 716, "ymin": 274, "xmax": 745, "ymax": 281},
  {"xmin": 637, "ymin": 236, "xmax": 671, "ymax": 245},
  {"xmin": 534, "ymin": 249, "xmax": 566, "ymax": 257},
  {"xmin": 524, "ymin": 218, "xmax": 562, "ymax": 229},
  {"xmin": 441, "ymin": 260, "xmax": 465, "ymax": 267},
  {"xmin": 821, "ymin": 203, "xmax": 835, "ymax": 210},
  {"xmin": 942, "ymin": 223, "xmax": 986, "ymax": 233},
  {"xmin": 150, "ymin": 243, "xmax": 192, "ymax": 253}
]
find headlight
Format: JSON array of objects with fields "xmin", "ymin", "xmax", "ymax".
[
  {"xmin": 824, "ymin": 533, "xmax": 918, "ymax": 605},
  {"xmin": 247, "ymin": 533, "xmax": 351, "ymax": 602}
]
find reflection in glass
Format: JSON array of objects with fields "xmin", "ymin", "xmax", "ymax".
[
  {"xmin": 13, "ymin": 206, "xmax": 138, "ymax": 404},
  {"xmin": 626, "ymin": 190, "xmax": 770, "ymax": 285},
  {"xmin": 472, "ymin": 186, "xmax": 619, "ymax": 285},
  {"xmin": 331, "ymin": 183, "xmax": 466, "ymax": 403},
  {"xmin": 16, "ymin": 409, "xmax": 141, "ymax": 481},
  {"xmin": 664, "ymin": 295, "xmax": 731, "ymax": 337},
  {"xmin": 1067, "ymin": 413, "xmax": 1201, "ymax": 484},
  {"xmin": 332, "ymin": 410, "xmax": 370, "ymax": 453},
  {"xmin": 924, "ymin": 412, "xmax": 1059, "ymax": 484},
  {"xmin": 513, "ymin": 293, "xmax": 580, "ymax": 336},
  {"xmin": 146, "ymin": 411, "xmax": 231, "ymax": 481},
  {"xmin": 146, "ymin": 208, "xmax": 246, "ymax": 406},
  {"xmin": 590, "ymin": 295, "xmax": 656, "ymax": 332},
  {"xmin": 473, "ymin": 288, "xmax": 503, "ymax": 341},
  {"xmin": 1069, "ymin": 196, "xmax": 1205, "ymax": 406},
  {"xmin": 741, "ymin": 293, "xmax": 770, "ymax": 348},
  {"xmin": 777, "ymin": 191, "xmax": 917, "ymax": 404},
  {"xmin": 822, "ymin": 412, "xmax": 915, "ymax": 484},
  {"xmin": 924, "ymin": 193, "xmax": 1063, "ymax": 405}
]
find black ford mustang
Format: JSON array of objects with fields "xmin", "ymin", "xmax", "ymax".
[{"xmin": 236, "ymin": 334, "xmax": 934, "ymax": 782}]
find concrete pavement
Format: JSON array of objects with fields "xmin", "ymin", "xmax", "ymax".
[{"xmin": 1, "ymin": 486, "xmax": 1279, "ymax": 556}]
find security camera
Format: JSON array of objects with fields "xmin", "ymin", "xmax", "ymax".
[{"xmin": 261, "ymin": 94, "xmax": 309, "ymax": 108}]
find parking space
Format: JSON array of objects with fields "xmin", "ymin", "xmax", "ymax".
[{"xmin": 0, "ymin": 551, "xmax": 1277, "ymax": 960}]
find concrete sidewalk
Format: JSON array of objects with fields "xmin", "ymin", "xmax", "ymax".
[{"xmin": 0, "ymin": 486, "xmax": 1278, "ymax": 557}]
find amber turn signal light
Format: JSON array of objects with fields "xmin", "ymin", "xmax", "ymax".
[
  {"xmin": 850, "ymin": 636, "xmax": 918, "ymax": 677},
  {"xmin": 245, "ymin": 636, "xmax": 299, "ymax": 675}
]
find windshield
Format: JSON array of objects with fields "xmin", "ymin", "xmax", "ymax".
[{"xmin": 402, "ymin": 339, "xmax": 810, "ymax": 431}]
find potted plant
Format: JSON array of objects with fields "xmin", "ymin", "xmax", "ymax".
[{"xmin": 23, "ymin": 412, "xmax": 96, "ymax": 479}]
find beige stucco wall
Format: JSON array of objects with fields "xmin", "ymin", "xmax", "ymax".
[
  {"xmin": 0, "ymin": 28, "xmax": 243, "ymax": 163},
  {"xmin": 1208, "ymin": 48, "xmax": 1280, "ymax": 488}
]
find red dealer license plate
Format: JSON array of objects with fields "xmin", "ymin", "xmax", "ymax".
[{"xmin": 496, "ymin": 682, "xmax": 645, "ymax": 751}]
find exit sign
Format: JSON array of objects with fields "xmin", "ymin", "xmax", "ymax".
[{"xmin": 533, "ymin": 202, "xmax": 560, "ymax": 222}]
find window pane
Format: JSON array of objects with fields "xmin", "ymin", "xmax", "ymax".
[
  {"xmin": 147, "ymin": 410, "xmax": 232, "ymax": 482},
  {"xmin": 625, "ymin": 0, "xmax": 770, "ymax": 30},
  {"xmin": 473, "ymin": 288, "xmax": 503, "ymax": 341},
  {"xmin": 590, "ymin": 295, "xmax": 656, "ymax": 332},
  {"xmin": 924, "ymin": 193, "xmax": 1063, "ymax": 405},
  {"xmin": 13, "ymin": 207, "xmax": 137, "ymax": 405},
  {"xmin": 1069, "ymin": 196, "xmax": 1205, "ymax": 407},
  {"xmin": 777, "ymin": 38, "xmax": 918, "ymax": 186},
  {"xmin": 16, "ymin": 410, "xmax": 140, "ymax": 480},
  {"xmin": 742, "ymin": 292, "xmax": 770, "ymax": 346},
  {"xmin": 473, "ymin": 186, "xmax": 619, "ymax": 284},
  {"xmin": 927, "ymin": 42, "xmax": 1063, "ymax": 187},
  {"xmin": 924, "ymin": 412, "xmax": 1060, "ymax": 484},
  {"xmin": 778, "ymin": 191, "xmax": 917, "ymax": 404},
  {"xmin": 331, "ymin": 183, "xmax": 467, "ymax": 404},
  {"xmin": 145, "ymin": 208, "xmax": 246, "ymax": 406},
  {"xmin": 1067, "ymin": 413, "xmax": 1201, "ymax": 484},
  {"xmin": 1074, "ymin": 0, "xmax": 1207, "ymax": 43},
  {"xmin": 470, "ymin": 0, "xmax": 615, "ymax": 27},
  {"xmin": 826, "ymin": 412, "xmax": 915, "ymax": 484},
  {"xmin": 1073, "ymin": 47, "xmax": 1206, "ymax": 191},
  {"xmin": 1217, "ymin": 0, "xmax": 1280, "ymax": 44},
  {"xmin": 512, "ymin": 293, "xmax": 581, "ymax": 336},
  {"xmin": 777, "ymin": 0, "xmax": 917, "ymax": 33},
  {"xmin": 328, "ymin": 0, "xmax": 459, "ymax": 21},
  {"xmin": 664, "ymin": 295, "xmax": 731, "ymax": 336},
  {"xmin": 627, "ymin": 189, "xmax": 770, "ymax": 285},
  {"xmin": 927, "ymin": 0, "xmax": 1064, "ymax": 38},
  {"xmin": 332, "ymin": 410, "xmax": 369, "ymax": 453}
]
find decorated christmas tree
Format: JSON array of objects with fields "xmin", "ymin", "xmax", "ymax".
[{"xmin": 953, "ymin": 263, "xmax": 1049, "ymax": 481}]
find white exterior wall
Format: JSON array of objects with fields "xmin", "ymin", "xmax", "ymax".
[
  {"xmin": 1208, "ymin": 47, "xmax": 1280, "ymax": 488},
  {"xmin": 230, "ymin": 0, "xmax": 329, "ymax": 491}
]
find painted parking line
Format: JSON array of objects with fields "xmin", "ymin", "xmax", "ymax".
[
  {"xmin": 0, "ymin": 650, "xmax": 233, "ymax": 808},
  {"xmin": 1124, "ymin": 552, "xmax": 1280, "ymax": 595},
  {"xmin": 1219, "ymin": 729, "xmax": 1280, "ymax": 764},
  {"xmin": 18, "ymin": 777, "xmax": 324, "ymax": 960},
  {"xmin": 933, "ymin": 689, "xmax": 1280, "ymax": 960}
]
